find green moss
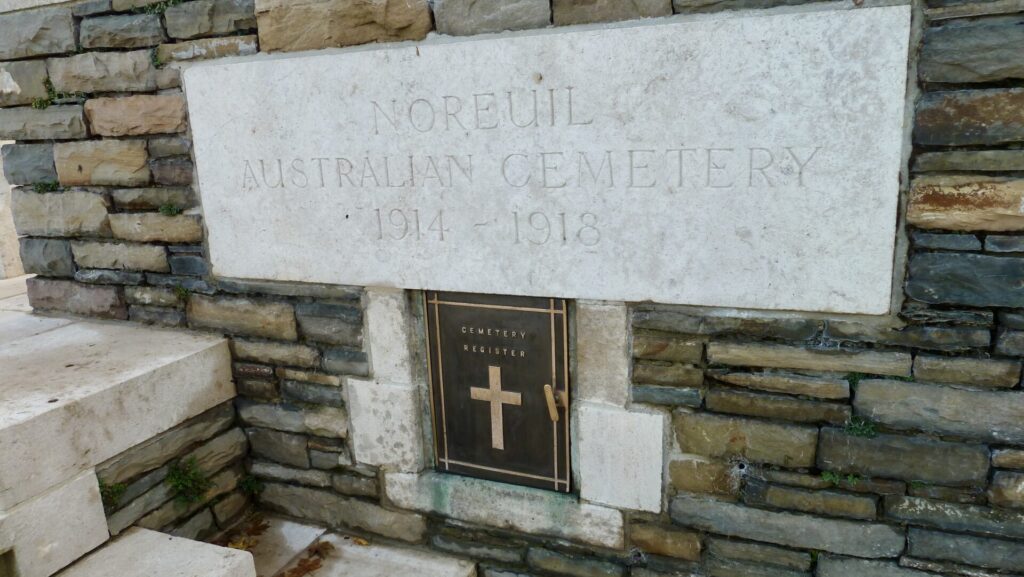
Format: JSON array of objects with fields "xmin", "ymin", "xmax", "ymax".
[
  {"xmin": 844, "ymin": 416, "xmax": 877, "ymax": 438},
  {"xmin": 33, "ymin": 181, "xmax": 60, "ymax": 193},
  {"xmin": 31, "ymin": 78, "xmax": 85, "ymax": 109},
  {"xmin": 239, "ymin": 475, "xmax": 264, "ymax": 496},
  {"xmin": 173, "ymin": 285, "xmax": 191, "ymax": 302},
  {"xmin": 134, "ymin": 0, "xmax": 186, "ymax": 15},
  {"xmin": 167, "ymin": 457, "xmax": 213, "ymax": 506},
  {"xmin": 99, "ymin": 480, "xmax": 128, "ymax": 513},
  {"xmin": 158, "ymin": 203, "xmax": 183, "ymax": 216}
]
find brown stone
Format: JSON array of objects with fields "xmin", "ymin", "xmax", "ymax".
[
  {"xmin": 85, "ymin": 95, "xmax": 188, "ymax": 137},
  {"xmin": 913, "ymin": 354, "xmax": 1021, "ymax": 389},
  {"xmin": 108, "ymin": 213, "xmax": 202, "ymax": 243},
  {"xmin": 27, "ymin": 277, "xmax": 126, "ymax": 319},
  {"xmin": 151, "ymin": 157, "xmax": 194, "ymax": 186},
  {"xmin": 12, "ymin": 188, "xmax": 110, "ymax": 237},
  {"xmin": 0, "ymin": 61, "xmax": 49, "ymax": 108},
  {"xmin": 711, "ymin": 371, "xmax": 849, "ymax": 400},
  {"xmin": 707, "ymin": 538, "xmax": 812, "ymax": 572},
  {"xmin": 908, "ymin": 176, "xmax": 1024, "ymax": 232},
  {"xmin": 156, "ymin": 35, "xmax": 259, "ymax": 63},
  {"xmin": 707, "ymin": 342, "xmax": 912, "ymax": 377},
  {"xmin": 553, "ymin": 0, "xmax": 671, "ymax": 25},
  {"xmin": 48, "ymin": 51, "xmax": 158, "ymax": 93},
  {"xmin": 916, "ymin": 88, "xmax": 1024, "ymax": 147},
  {"xmin": 111, "ymin": 187, "xmax": 193, "ymax": 210},
  {"xmin": 0, "ymin": 106, "xmax": 87, "ymax": 141},
  {"xmin": 633, "ymin": 360, "xmax": 703, "ymax": 387},
  {"xmin": 0, "ymin": 7, "xmax": 76, "ymax": 60},
  {"xmin": 994, "ymin": 449, "xmax": 1024, "ymax": 470},
  {"xmin": 674, "ymin": 412, "xmax": 817, "ymax": 467},
  {"xmin": 909, "ymin": 484, "xmax": 986, "ymax": 505},
  {"xmin": 232, "ymin": 339, "xmax": 320, "ymax": 367},
  {"xmin": 255, "ymin": 0, "xmax": 432, "ymax": 53},
  {"xmin": 633, "ymin": 332, "xmax": 703, "ymax": 363},
  {"xmin": 706, "ymin": 388, "xmax": 850, "ymax": 425},
  {"xmin": 188, "ymin": 295, "xmax": 297, "ymax": 340},
  {"xmin": 54, "ymin": 141, "xmax": 150, "ymax": 187},
  {"xmin": 631, "ymin": 523, "xmax": 701, "ymax": 561},
  {"xmin": 990, "ymin": 471, "xmax": 1024, "ymax": 510},
  {"xmin": 71, "ymin": 241, "xmax": 169, "ymax": 272},
  {"xmin": 669, "ymin": 456, "xmax": 739, "ymax": 499},
  {"xmin": 745, "ymin": 482, "xmax": 878, "ymax": 520}
]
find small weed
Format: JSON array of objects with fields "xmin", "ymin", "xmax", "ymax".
[
  {"xmin": 98, "ymin": 480, "xmax": 127, "ymax": 512},
  {"xmin": 150, "ymin": 47, "xmax": 165, "ymax": 69},
  {"xmin": 844, "ymin": 416, "xmax": 877, "ymax": 438},
  {"xmin": 821, "ymin": 471, "xmax": 841, "ymax": 486},
  {"xmin": 810, "ymin": 551, "xmax": 820, "ymax": 563},
  {"xmin": 31, "ymin": 78, "xmax": 85, "ymax": 109},
  {"xmin": 33, "ymin": 181, "xmax": 59, "ymax": 193},
  {"xmin": 893, "ymin": 374, "xmax": 915, "ymax": 382},
  {"xmin": 173, "ymin": 285, "xmax": 191, "ymax": 302},
  {"xmin": 167, "ymin": 457, "xmax": 213, "ymax": 506},
  {"xmin": 845, "ymin": 372, "xmax": 866, "ymax": 387},
  {"xmin": 134, "ymin": 0, "xmax": 186, "ymax": 14},
  {"xmin": 909, "ymin": 480, "xmax": 926, "ymax": 490},
  {"xmin": 239, "ymin": 475, "xmax": 264, "ymax": 496},
  {"xmin": 845, "ymin": 474, "xmax": 860, "ymax": 487},
  {"xmin": 158, "ymin": 203, "xmax": 183, "ymax": 216}
]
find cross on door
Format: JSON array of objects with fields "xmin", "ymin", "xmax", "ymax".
[{"xmin": 470, "ymin": 365, "xmax": 522, "ymax": 450}]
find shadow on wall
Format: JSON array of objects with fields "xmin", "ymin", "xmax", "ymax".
[{"xmin": 0, "ymin": 139, "xmax": 23, "ymax": 279}]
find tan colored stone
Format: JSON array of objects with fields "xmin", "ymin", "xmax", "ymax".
[
  {"xmin": 189, "ymin": 295, "xmax": 297, "ymax": 340},
  {"xmin": 0, "ymin": 60, "xmax": 49, "ymax": 108},
  {"xmin": 706, "ymin": 388, "xmax": 850, "ymax": 425},
  {"xmin": 914, "ymin": 354, "xmax": 1021, "ymax": 389},
  {"xmin": 85, "ymin": 95, "xmax": 188, "ymax": 137},
  {"xmin": 156, "ymin": 35, "xmax": 258, "ymax": 63},
  {"xmin": 674, "ymin": 412, "xmax": 817, "ymax": 467},
  {"xmin": 746, "ymin": 483, "xmax": 878, "ymax": 520},
  {"xmin": 48, "ymin": 51, "xmax": 158, "ymax": 93},
  {"xmin": 27, "ymin": 277, "xmax": 127, "ymax": 319},
  {"xmin": 668, "ymin": 456, "xmax": 738, "ymax": 499},
  {"xmin": 54, "ymin": 140, "xmax": 150, "ymax": 187},
  {"xmin": 634, "ymin": 332, "xmax": 703, "ymax": 363},
  {"xmin": 255, "ymin": 0, "xmax": 432, "ymax": 53},
  {"xmin": 631, "ymin": 523, "xmax": 701, "ymax": 561},
  {"xmin": 712, "ymin": 371, "xmax": 850, "ymax": 400},
  {"xmin": 994, "ymin": 449, "xmax": 1024, "ymax": 470},
  {"xmin": 108, "ymin": 213, "xmax": 202, "ymax": 243},
  {"xmin": 908, "ymin": 176, "xmax": 1024, "ymax": 232},
  {"xmin": 231, "ymin": 339, "xmax": 320, "ymax": 367},
  {"xmin": 12, "ymin": 188, "xmax": 110, "ymax": 237},
  {"xmin": 0, "ymin": 105, "xmax": 87, "ymax": 140},
  {"xmin": 125, "ymin": 286, "xmax": 181, "ymax": 307},
  {"xmin": 633, "ymin": 360, "xmax": 703, "ymax": 387},
  {"xmin": 553, "ymin": 0, "xmax": 670, "ymax": 25},
  {"xmin": 707, "ymin": 538, "xmax": 812, "ymax": 571},
  {"xmin": 707, "ymin": 342, "xmax": 912, "ymax": 377},
  {"xmin": 990, "ymin": 471, "xmax": 1024, "ymax": 509},
  {"xmin": 275, "ymin": 367, "xmax": 341, "ymax": 386},
  {"xmin": 71, "ymin": 241, "xmax": 169, "ymax": 272},
  {"xmin": 111, "ymin": 187, "xmax": 193, "ymax": 210}
]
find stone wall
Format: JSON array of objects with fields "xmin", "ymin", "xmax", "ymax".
[
  {"xmin": 3, "ymin": 1, "xmax": 1024, "ymax": 577},
  {"xmin": 0, "ymin": 139, "xmax": 23, "ymax": 278}
]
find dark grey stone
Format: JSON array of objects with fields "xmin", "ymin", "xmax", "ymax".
[
  {"xmin": 525, "ymin": 548, "xmax": 623, "ymax": 577},
  {"xmin": 706, "ymin": 539, "xmax": 811, "ymax": 572},
  {"xmin": 147, "ymin": 136, "xmax": 192, "ymax": 159},
  {"xmin": 633, "ymin": 308, "xmax": 821, "ymax": 341},
  {"xmin": 985, "ymin": 235, "xmax": 1024, "ymax": 253},
  {"xmin": 916, "ymin": 88, "xmax": 1024, "ymax": 146},
  {"xmin": 80, "ymin": 13, "xmax": 166, "ymax": 49},
  {"xmin": 999, "ymin": 312, "xmax": 1024, "ymax": 330},
  {"xmin": 817, "ymin": 556, "xmax": 932, "ymax": 577},
  {"xmin": 434, "ymin": 0, "xmax": 550, "ymax": 36},
  {"xmin": 920, "ymin": 17, "xmax": 1024, "ymax": 83},
  {"xmin": 997, "ymin": 329, "xmax": 1024, "ymax": 356},
  {"xmin": 296, "ymin": 314, "xmax": 361, "ymax": 346},
  {"xmin": 233, "ymin": 362, "xmax": 273, "ymax": 379},
  {"xmin": 71, "ymin": 0, "xmax": 112, "ymax": 16},
  {"xmin": 674, "ymin": 0, "xmax": 808, "ymax": 14},
  {"xmin": 900, "ymin": 304, "xmax": 993, "ymax": 327},
  {"xmin": 0, "ymin": 7, "xmax": 76, "ymax": 60},
  {"xmin": 167, "ymin": 244, "xmax": 203, "ymax": 253},
  {"xmin": 322, "ymin": 347, "xmax": 369, "ymax": 376},
  {"xmin": 151, "ymin": 157, "xmax": 194, "ymax": 186},
  {"xmin": 906, "ymin": 253, "xmax": 1024, "ymax": 308},
  {"xmin": 168, "ymin": 254, "xmax": 209, "ymax": 276},
  {"xmin": 431, "ymin": 535, "xmax": 523, "ymax": 564},
  {"xmin": 146, "ymin": 273, "xmax": 216, "ymax": 295},
  {"xmin": 706, "ymin": 556, "xmax": 809, "ymax": 577},
  {"xmin": 20, "ymin": 238, "xmax": 74, "ymax": 277},
  {"xmin": 247, "ymin": 427, "xmax": 309, "ymax": 469},
  {"xmin": 2, "ymin": 144, "xmax": 56, "ymax": 185},
  {"xmin": 236, "ymin": 379, "xmax": 278, "ymax": 400},
  {"xmin": 129, "ymin": 305, "xmax": 186, "ymax": 327},
  {"xmin": 75, "ymin": 268, "xmax": 144, "ymax": 285},
  {"xmin": 331, "ymin": 472, "xmax": 379, "ymax": 498},
  {"xmin": 826, "ymin": 320, "xmax": 989, "ymax": 352},
  {"xmin": 164, "ymin": 0, "xmax": 255, "ymax": 40},
  {"xmin": 911, "ymin": 231, "xmax": 980, "ymax": 251},
  {"xmin": 908, "ymin": 528, "xmax": 1024, "ymax": 572},
  {"xmin": 914, "ymin": 150, "xmax": 1024, "ymax": 173},
  {"xmin": 111, "ymin": 188, "xmax": 193, "ymax": 211},
  {"xmin": 886, "ymin": 496, "xmax": 1024, "ymax": 540},
  {"xmin": 632, "ymin": 385, "xmax": 703, "ymax": 407},
  {"xmin": 281, "ymin": 380, "xmax": 344, "ymax": 407}
]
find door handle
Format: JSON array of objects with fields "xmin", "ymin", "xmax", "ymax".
[{"xmin": 543, "ymin": 384, "xmax": 559, "ymax": 422}]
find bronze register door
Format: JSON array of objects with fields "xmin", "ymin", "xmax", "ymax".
[{"xmin": 425, "ymin": 292, "xmax": 571, "ymax": 492}]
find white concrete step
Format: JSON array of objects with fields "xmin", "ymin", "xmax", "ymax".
[
  {"xmin": 278, "ymin": 533, "xmax": 477, "ymax": 577},
  {"xmin": 58, "ymin": 528, "xmax": 256, "ymax": 577},
  {"xmin": 0, "ymin": 274, "xmax": 30, "ymax": 312},
  {"xmin": 239, "ymin": 516, "xmax": 325, "ymax": 577}
]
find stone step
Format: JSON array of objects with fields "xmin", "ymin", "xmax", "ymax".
[
  {"xmin": 242, "ymin": 516, "xmax": 325, "ymax": 577},
  {"xmin": 276, "ymin": 533, "xmax": 477, "ymax": 577},
  {"xmin": 0, "ymin": 314, "xmax": 235, "ymax": 511},
  {"xmin": 58, "ymin": 528, "xmax": 256, "ymax": 577}
]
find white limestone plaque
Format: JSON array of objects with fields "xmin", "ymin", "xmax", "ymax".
[{"xmin": 184, "ymin": 5, "xmax": 911, "ymax": 314}]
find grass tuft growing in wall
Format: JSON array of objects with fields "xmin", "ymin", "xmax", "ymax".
[{"xmin": 167, "ymin": 457, "xmax": 213, "ymax": 506}]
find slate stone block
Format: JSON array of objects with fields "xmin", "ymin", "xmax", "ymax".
[
  {"xmin": 19, "ymin": 238, "xmax": 74, "ymax": 278},
  {"xmin": 80, "ymin": 13, "xmax": 167, "ymax": 49},
  {"xmin": 907, "ymin": 253, "xmax": 1024, "ymax": 308}
]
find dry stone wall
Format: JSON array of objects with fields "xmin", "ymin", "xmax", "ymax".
[{"xmin": 2, "ymin": 0, "xmax": 1024, "ymax": 576}]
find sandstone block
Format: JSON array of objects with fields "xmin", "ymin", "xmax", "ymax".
[
  {"xmin": 744, "ymin": 481, "xmax": 878, "ymax": 520},
  {"xmin": 156, "ymin": 35, "xmax": 258, "ymax": 63},
  {"xmin": 111, "ymin": 187, "xmax": 193, "ymax": 210},
  {"xmin": 247, "ymin": 427, "xmax": 309, "ymax": 468},
  {"xmin": 576, "ymin": 301, "xmax": 630, "ymax": 405},
  {"xmin": 916, "ymin": 88, "xmax": 1024, "ymax": 146},
  {"xmin": 20, "ymin": 237, "xmax": 75, "ymax": 277},
  {"xmin": 255, "ymin": 0, "xmax": 432, "ymax": 53},
  {"xmin": 908, "ymin": 176, "xmax": 1024, "ymax": 232},
  {"xmin": 165, "ymin": 0, "xmax": 256, "ymax": 39},
  {"xmin": 670, "ymin": 495, "xmax": 904, "ymax": 557},
  {"xmin": 553, "ymin": 0, "xmax": 671, "ymax": 25},
  {"xmin": 990, "ymin": 471, "xmax": 1024, "ymax": 510},
  {"xmin": 817, "ymin": 428, "xmax": 989, "ymax": 486},
  {"xmin": 85, "ymin": 95, "xmax": 188, "ymax": 136},
  {"xmin": 12, "ymin": 188, "xmax": 110, "ymax": 237},
  {"xmin": 347, "ymin": 378, "xmax": 423, "ymax": 472},
  {"xmin": 0, "ymin": 105, "xmax": 86, "ymax": 140},
  {"xmin": 994, "ymin": 449, "xmax": 1024, "ymax": 470},
  {"xmin": 634, "ymin": 308, "xmax": 821, "ymax": 341},
  {"xmin": 188, "ymin": 294, "xmax": 297, "ymax": 340},
  {"xmin": 0, "ymin": 8, "xmax": 76, "ymax": 60},
  {"xmin": 907, "ymin": 253, "xmax": 1024, "ymax": 308},
  {"xmin": 711, "ymin": 371, "xmax": 849, "ymax": 400},
  {"xmin": 908, "ymin": 484, "xmax": 984, "ymax": 505},
  {"xmin": 668, "ymin": 455, "xmax": 738, "ymax": 499},
  {"xmin": 526, "ymin": 549, "xmax": 623, "ymax": 577},
  {"xmin": 633, "ymin": 361, "xmax": 703, "ymax": 387},
  {"xmin": 54, "ymin": 140, "xmax": 150, "ymax": 186},
  {"xmin": 914, "ymin": 354, "xmax": 1021, "ymax": 388},
  {"xmin": 885, "ymin": 496, "xmax": 1024, "ymax": 539},
  {"xmin": 108, "ymin": 213, "xmax": 202, "ymax": 243},
  {"xmin": 631, "ymin": 523, "xmax": 701, "ymax": 561},
  {"xmin": 674, "ymin": 412, "xmax": 817, "ymax": 467},
  {"xmin": 908, "ymin": 528, "xmax": 1024, "ymax": 572},
  {"xmin": 434, "ymin": 0, "xmax": 549, "ymax": 35},
  {"xmin": 125, "ymin": 285, "xmax": 181, "ymax": 307},
  {"xmin": 920, "ymin": 18, "xmax": 1024, "ymax": 83},
  {"xmin": 262, "ymin": 482, "xmax": 426, "ymax": 542},
  {"xmin": 294, "ymin": 302, "xmax": 361, "ymax": 346},
  {"xmin": 2, "ymin": 143, "xmax": 56, "ymax": 186},
  {"xmin": 706, "ymin": 388, "xmax": 850, "ymax": 424},
  {"xmin": 706, "ymin": 538, "xmax": 811, "ymax": 572},
  {"xmin": 27, "ymin": 277, "xmax": 126, "ymax": 319},
  {"xmin": 80, "ymin": 13, "xmax": 166, "ymax": 49},
  {"xmin": 231, "ymin": 338, "xmax": 320, "ymax": 367},
  {"xmin": 48, "ymin": 51, "xmax": 158, "ymax": 93},
  {"xmin": 634, "ymin": 332, "xmax": 703, "ymax": 363},
  {"xmin": 0, "ymin": 60, "xmax": 49, "ymax": 107},
  {"xmin": 71, "ymin": 241, "xmax": 169, "ymax": 272},
  {"xmin": 276, "ymin": 367, "xmax": 341, "ymax": 386},
  {"xmin": 707, "ymin": 342, "xmax": 911, "ymax": 376},
  {"xmin": 856, "ymin": 379, "xmax": 1024, "ymax": 443},
  {"xmin": 148, "ymin": 136, "xmax": 192, "ymax": 159}
]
